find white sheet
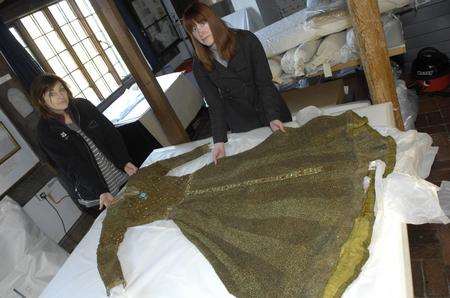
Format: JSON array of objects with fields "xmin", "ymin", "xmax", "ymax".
[
  {"xmin": 41, "ymin": 104, "xmax": 447, "ymax": 298},
  {"xmin": 0, "ymin": 197, "xmax": 67, "ymax": 298},
  {"xmin": 103, "ymin": 72, "xmax": 203, "ymax": 146}
]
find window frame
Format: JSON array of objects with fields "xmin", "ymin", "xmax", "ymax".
[{"xmin": 10, "ymin": 0, "xmax": 133, "ymax": 111}]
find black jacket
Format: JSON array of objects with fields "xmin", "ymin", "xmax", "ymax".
[
  {"xmin": 37, "ymin": 98, "xmax": 131, "ymax": 207},
  {"xmin": 193, "ymin": 30, "xmax": 292, "ymax": 143}
]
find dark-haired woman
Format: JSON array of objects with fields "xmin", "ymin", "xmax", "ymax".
[
  {"xmin": 183, "ymin": 3, "xmax": 292, "ymax": 164},
  {"xmin": 31, "ymin": 73, "xmax": 137, "ymax": 215}
]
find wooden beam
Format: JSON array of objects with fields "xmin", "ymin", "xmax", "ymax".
[
  {"xmin": 347, "ymin": 0, "xmax": 404, "ymax": 130},
  {"xmin": 0, "ymin": 0, "xmax": 59, "ymax": 25},
  {"xmin": 90, "ymin": 0, "xmax": 190, "ymax": 145}
]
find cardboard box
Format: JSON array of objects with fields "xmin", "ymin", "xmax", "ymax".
[{"xmin": 280, "ymin": 79, "xmax": 345, "ymax": 114}]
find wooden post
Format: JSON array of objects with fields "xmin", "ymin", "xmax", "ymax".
[
  {"xmin": 90, "ymin": 0, "xmax": 190, "ymax": 145},
  {"xmin": 347, "ymin": 0, "xmax": 404, "ymax": 130}
]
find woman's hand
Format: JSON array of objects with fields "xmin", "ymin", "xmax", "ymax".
[
  {"xmin": 99, "ymin": 192, "xmax": 116, "ymax": 210},
  {"xmin": 124, "ymin": 162, "xmax": 138, "ymax": 176},
  {"xmin": 269, "ymin": 119, "xmax": 286, "ymax": 133},
  {"xmin": 212, "ymin": 142, "xmax": 225, "ymax": 165}
]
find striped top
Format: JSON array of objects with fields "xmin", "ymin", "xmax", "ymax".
[{"xmin": 67, "ymin": 122, "xmax": 128, "ymax": 197}]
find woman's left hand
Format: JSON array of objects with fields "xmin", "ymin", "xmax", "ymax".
[
  {"xmin": 270, "ymin": 120, "xmax": 286, "ymax": 133},
  {"xmin": 124, "ymin": 162, "xmax": 138, "ymax": 176}
]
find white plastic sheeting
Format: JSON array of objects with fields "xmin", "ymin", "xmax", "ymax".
[
  {"xmin": 438, "ymin": 181, "xmax": 450, "ymax": 217},
  {"xmin": 0, "ymin": 197, "xmax": 67, "ymax": 298},
  {"xmin": 255, "ymin": 0, "xmax": 409, "ymax": 58},
  {"xmin": 42, "ymin": 103, "xmax": 448, "ymax": 298},
  {"xmin": 222, "ymin": 7, "xmax": 264, "ymax": 32},
  {"xmin": 281, "ymin": 39, "xmax": 321, "ymax": 76},
  {"xmin": 305, "ymin": 30, "xmax": 347, "ymax": 73},
  {"xmin": 396, "ymin": 79, "xmax": 419, "ymax": 131}
]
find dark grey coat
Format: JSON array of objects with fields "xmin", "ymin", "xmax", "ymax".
[{"xmin": 193, "ymin": 30, "xmax": 292, "ymax": 143}]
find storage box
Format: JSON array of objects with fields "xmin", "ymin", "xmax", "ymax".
[{"xmin": 280, "ymin": 79, "xmax": 345, "ymax": 115}]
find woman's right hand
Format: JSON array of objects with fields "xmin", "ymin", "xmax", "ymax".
[
  {"xmin": 212, "ymin": 142, "xmax": 225, "ymax": 165},
  {"xmin": 99, "ymin": 192, "xmax": 115, "ymax": 210}
]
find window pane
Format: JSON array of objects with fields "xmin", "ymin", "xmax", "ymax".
[
  {"xmin": 59, "ymin": 1, "xmax": 76, "ymax": 22},
  {"xmin": 35, "ymin": 36, "xmax": 55, "ymax": 59},
  {"xmin": 73, "ymin": 43, "xmax": 89, "ymax": 63},
  {"xmin": 83, "ymin": 88, "xmax": 100, "ymax": 105},
  {"xmin": 49, "ymin": 56, "xmax": 67, "ymax": 77},
  {"xmin": 9, "ymin": 28, "xmax": 27, "ymax": 47},
  {"xmin": 105, "ymin": 48, "xmax": 118, "ymax": 64},
  {"xmin": 75, "ymin": 0, "xmax": 94, "ymax": 17},
  {"xmin": 96, "ymin": 78, "xmax": 110, "ymax": 98},
  {"xmin": 64, "ymin": 75, "xmax": 81, "ymax": 95},
  {"xmin": 71, "ymin": 69, "xmax": 89, "ymax": 90},
  {"xmin": 104, "ymin": 73, "xmax": 118, "ymax": 91},
  {"xmin": 82, "ymin": 38, "xmax": 97, "ymax": 58},
  {"xmin": 46, "ymin": 31, "xmax": 66, "ymax": 53},
  {"xmin": 114, "ymin": 48, "xmax": 130, "ymax": 77},
  {"xmin": 21, "ymin": 16, "xmax": 41, "ymax": 39},
  {"xmin": 33, "ymin": 12, "xmax": 52, "ymax": 34},
  {"xmin": 116, "ymin": 63, "xmax": 129, "ymax": 79},
  {"xmin": 93, "ymin": 55, "xmax": 108, "ymax": 75},
  {"xmin": 49, "ymin": 4, "xmax": 67, "ymax": 26},
  {"xmin": 71, "ymin": 20, "xmax": 87, "ymax": 40},
  {"xmin": 86, "ymin": 16, "xmax": 100, "ymax": 34},
  {"xmin": 59, "ymin": 50, "xmax": 77, "ymax": 72},
  {"xmin": 61, "ymin": 24, "xmax": 78, "ymax": 45},
  {"xmin": 85, "ymin": 60, "xmax": 100, "ymax": 81}
]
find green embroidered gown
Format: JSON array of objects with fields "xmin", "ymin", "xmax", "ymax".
[{"xmin": 97, "ymin": 111, "xmax": 396, "ymax": 297}]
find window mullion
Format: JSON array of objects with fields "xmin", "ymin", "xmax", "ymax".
[
  {"xmin": 67, "ymin": 0, "xmax": 122, "ymax": 86},
  {"xmin": 43, "ymin": 7, "xmax": 104, "ymax": 101},
  {"xmin": 14, "ymin": 21, "xmax": 53, "ymax": 73}
]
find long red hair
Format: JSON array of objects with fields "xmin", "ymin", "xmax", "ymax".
[{"xmin": 183, "ymin": 2, "xmax": 236, "ymax": 72}]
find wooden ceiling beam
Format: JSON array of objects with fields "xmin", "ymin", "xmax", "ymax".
[{"xmin": 0, "ymin": 0, "xmax": 59, "ymax": 24}]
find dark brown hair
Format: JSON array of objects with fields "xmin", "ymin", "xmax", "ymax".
[
  {"xmin": 183, "ymin": 2, "xmax": 236, "ymax": 71},
  {"xmin": 30, "ymin": 73, "xmax": 73, "ymax": 119}
]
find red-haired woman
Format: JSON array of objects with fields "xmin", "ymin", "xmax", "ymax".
[{"xmin": 183, "ymin": 3, "xmax": 292, "ymax": 164}]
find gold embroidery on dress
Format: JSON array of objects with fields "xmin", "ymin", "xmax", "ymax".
[{"xmin": 186, "ymin": 166, "xmax": 324, "ymax": 196}]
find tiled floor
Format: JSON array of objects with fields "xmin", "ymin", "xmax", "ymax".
[{"xmin": 409, "ymin": 93, "xmax": 450, "ymax": 297}]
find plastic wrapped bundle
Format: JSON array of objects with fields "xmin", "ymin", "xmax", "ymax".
[
  {"xmin": 336, "ymin": 13, "xmax": 404, "ymax": 65},
  {"xmin": 280, "ymin": 48, "xmax": 297, "ymax": 75},
  {"xmin": 305, "ymin": 30, "xmax": 347, "ymax": 74},
  {"xmin": 294, "ymin": 39, "xmax": 321, "ymax": 76},
  {"xmin": 255, "ymin": 0, "xmax": 409, "ymax": 58},
  {"xmin": 396, "ymin": 79, "xmax": 419, "ymax": 131},
  {"xmin": 281, "ymin": 39, "xmax": 321, "ymax": 76},
  {"xmin": 382, "ymin": 13, "xmax": 404, "ymax": 49},
  {"xmin": 268, "ymin": 57, "xmax": 283, "ymax": 84}
]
